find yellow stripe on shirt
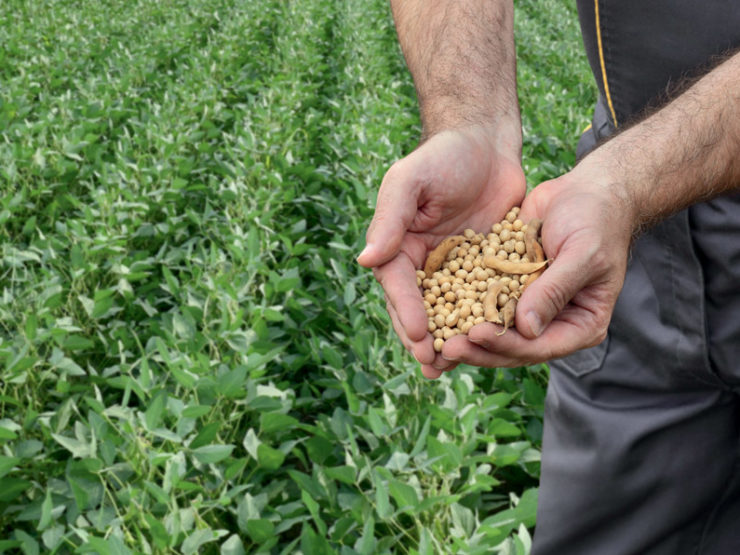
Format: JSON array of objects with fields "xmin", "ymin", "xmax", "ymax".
[{"xmin": 594, "ymin": 0, "xmax": 618, "ymax": 127}]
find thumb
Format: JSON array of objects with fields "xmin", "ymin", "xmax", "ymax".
[
  {"xmin": 515, "ymin": 243, "xmax": 595, "ymax": 338},
  {"xmin": 357, "ymin": 166, "xmax": 419, "ymax": 268}
]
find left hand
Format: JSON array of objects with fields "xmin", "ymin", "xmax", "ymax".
[{"xmin": 439, "ymin": 159, "xmax": 636, "ymax": 368}]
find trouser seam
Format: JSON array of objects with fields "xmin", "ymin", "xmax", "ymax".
[
  {"xmin": 693, "ymin": 452, "xmax": 740, "ymax": 554},
  {"xmin": 684, "ymin": 207, "xmax": 732, "ymax": 390}
]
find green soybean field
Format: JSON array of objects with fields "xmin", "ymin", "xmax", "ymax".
[{"xmin": 0, "ymin": 0, "xmax": 595, "ymax": 553}]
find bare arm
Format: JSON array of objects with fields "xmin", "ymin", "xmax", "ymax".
[
  {"xmin": 390, "ymin": 0, "xmax": 521, "ymax": 152},
  {"xmin": 582, "ymin": 51, "xmax": 740, "ymax": 233},
  {"xmin": 358, "ymin": 1, "xmax": 527, "ymax": 378}
]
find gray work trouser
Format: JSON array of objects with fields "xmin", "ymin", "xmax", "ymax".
[{"xmin": 532, "ymin": 98, "xmax": 740, "ymax": 554}]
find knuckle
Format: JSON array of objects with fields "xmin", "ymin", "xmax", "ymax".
[
  {"xmin": 372, "ymin": 267, "xmax": 384, "ymax": 285},
  {"xmin": 588, "ymin": 246, "xmax": 612, "ymax": 275},
  {"xmin": 382, "ymin": 158, "xmax": 407, "ymax": 185},
  {"xmin": 592, "ymin": 322, "xmax": 609, "ymax": 345},
  {"xmin": 539, "ymin": 279, "xmax": 571, "ymax": 316}
]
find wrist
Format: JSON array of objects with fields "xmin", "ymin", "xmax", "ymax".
[
  {"xmin": 422, "ymin": 116, "xmax": 523, "ymax": 163},
  {"xmin": 568, "ymin": 151, "xmax": 641, "ymax": 241}
]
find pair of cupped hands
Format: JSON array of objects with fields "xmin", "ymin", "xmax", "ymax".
[{"xmin": 357, "ymin": 126, "xmax": 633, "ymax": 379}]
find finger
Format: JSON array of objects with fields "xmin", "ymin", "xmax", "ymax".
[
  {"xmin": 422, "ymin": 354, "xmax": 460, "ymax": 377},
  {"xmin": 440, "ymin": 333, "xmax": 524, "ymax": 369},
  {"xmin": 387, "ymin": 299, "xmax": 436, "ymax": 365},
  {"xmin": 373, "ymin": 253, "xmax": 428, "ymax": 342},
  {"xmin": 357, "ymin": 164, "xmax": 419, "ymax": 268},
  {"xmin": 465, "ymin": 307, "xmax": 603, "ymax": 363},
  {"xmin": 514, "ymin": 238, "xmax": 603, "ymax": 339},
  {"xmin": 420, "ymin": 364, "xmax": 444, "ymax": 379},
  {"xmin": 518, "ymin": 192, "xmax": 545, "ymax": 225},
  {"xmin": 385, "ymin": 297, "xmax": 413, "ymax": 352},
  {"xmin": 518, "ymin": 178, "xmax": 559, "ymax": 224},
  {"xmin": 432, "ymin": 351, "xmax": 459, "ymax": 372}
]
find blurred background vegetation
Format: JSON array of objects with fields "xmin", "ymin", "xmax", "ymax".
[{"xmin": 0, "ymin": 0, "xmax": 595, "ymax": 552}]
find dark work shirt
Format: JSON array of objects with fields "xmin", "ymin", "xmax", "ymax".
[{"xmin": 576, "ymin": 0, "xmax": 740, "ymax": 127}]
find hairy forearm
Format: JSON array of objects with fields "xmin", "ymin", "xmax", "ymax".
[
  {"xmin": 390, "ymin": 0, "xmax": 521, "ymax": 152},
  {"xmin": 580, "ymin": 51, "xmax": 740, "ymax": 232}
]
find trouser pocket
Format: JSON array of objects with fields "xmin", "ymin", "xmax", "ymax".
[{"xmin": 550, "ymin": 335, "xmax": 609, "ymax": 378}]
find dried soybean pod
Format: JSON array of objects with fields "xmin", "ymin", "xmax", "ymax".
[
  {"xmin": 424, "ymin": 235, "xmax": 466, "ymax": 276},
  {"xmin": 525, "ymin": 221, "xmax": 544, "ymax": 265},
  {"xmin": 483, "ymin": 280, "xmax": 505, "ymax": 324},
  {"xmin": 522, "ymin": 219, "xmax": 546, "ymax": 291},
  {"xmin": 483, "ymin": 256, "xmax": 547, "ymax": 274},
  {"xmin": 524, "ymin": 218, "xmax": 543, "ymax": 260},
  {"xmin": 497, "ymin": 297, "xmax": 518, "ymax": 336}
]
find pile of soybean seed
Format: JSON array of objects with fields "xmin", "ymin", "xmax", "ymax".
[{"xmin": 416, "ymin": 207, "xmax": 547, "ymax": 352}]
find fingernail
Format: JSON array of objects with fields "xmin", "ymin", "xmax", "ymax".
[
  {"xmin": 357, "ymin": 244, "xmax": 372, "ymax": 262},
  {"xmin": 526, "ymin": 311, "xmax": 544, "ymax": 337},
  {"xmin": 441, "ymin": 354, "xmax": 459, "ymax": 362}
]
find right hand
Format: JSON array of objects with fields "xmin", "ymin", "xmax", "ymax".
[{"xmin": 357, "ymin": 126, "xmax": 526, "ymax": 378}]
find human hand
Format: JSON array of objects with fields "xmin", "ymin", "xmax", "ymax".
[
  {"xmin": 439, "ymin": 156, "xmax": 636, "ymax": 367},
  {"xmin": 357, "ymin": 126, "xmax": 526, "ymax": 378}
]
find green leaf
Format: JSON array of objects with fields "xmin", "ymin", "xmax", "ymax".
[
  {"xmin": 13, "ymin": 530, "xmax": 39, "ymax": 555},
  {"xmin": 257, "ymin": 444, "xmax": 285, "ymax": 470},
  {"xmin": 220, "ymin": 534, "xmax": 246, "ymax": 555},
  {"xmin": 275, "ymin": 268, "xmax": 300, "ymax": 293},
  {"xmin": 385, "ymin": 452, "xmax": 410, "ymax": 471},
  {"xmin": 181, "ymin": 528, "xmax": 219, "ymax": 554},
  {"xmin": 182, "ymin": 405, "xmax": 211, "ymax": 419},
  {"xmin": 300, "ymin": 524, "xmax": 333, "ymax": 555},
  {"xmin": 302, "ymin": 489, "xmax": 327, "ymax": 536},
  {"xmin": 0, "ymin": 478, "xmax": 31, "ymax": 502},
  {"xmin": 388, "ymin": 479, "xmax": 419, "ymax": 512},
  {"xmin": 217, "ymin": 366, "xmax": 247, "ymax": 398},
  {"xmin": 427, "ymin": 436, "xmax": 462, "ymax": 470},
  {"xmin": 409, "ymin": 416, "xmax": 431, "ymax": 458},
  {"xmin": 246, "ymin": 519, "xmax": 275, "ymax": 544},
  {"xmin": 144, "ymin": 481, "xmax": 170, "ymax": 506},
  {"xmin": 260, "ymin": 412, "xmax": 299, "ymax": 435},
  {"xmin": 144, "ymin": 514, "xmax": 170, "ymax": 550},
  {"xmin": 489, "ymin": 418, "xmax": 522, "ymax": 438},
  {"xmin": 418, "ymin": 528, "xmax": 434, "ymax": 555},
  {"xmin": 224, "ymin": 458, "xmax": 247, "ymax": 481},
  {"xmin": 42, "ymin": 525, "xmax": 64, "ymax": 551},
  {"xmin": 480, "ymin": 507, "xmax": 518, "ymax": 542},
  {"xmin": 62, "ymin": 334, "xmax": 95, "ymax": 351},
  {"xmin": 0, "ymin": 426, "xmax": 18, "ymax": 440},
  {"xmin": 79, "ymin": 535, "xmax": 133, "ymax": 555},
  {"xmin": 288, "ymin": 470, "xmax": 325, "ymax": 500},
  {"xmin": 450, "ymin": 503, "xmax": 475, "ymax": 536},
  {"xmin": 324, "ymin": 465, "xmax": 356, "ymax": 485},
  {"xmin": 356, "ymin": 515, "xmax": 376, "ymax": 555},
  {"xmin": 192, "ymin": 445, "xmax": 234, "ymax": 464},
  {"xmin": 37, "ymin": 489, "xmax": 53, "ymax": 531},
  {"xmin": 145, "ymin": 390, "xmax": 167, "ymax": 430},
  {"xmin": 490, "ymin": 442, "xmax": 530, "ymax": 467},
  {"xmin": 304, "ymin": 436, "xmax": 332, "ymax": 465},
  {"xmin": 374, "ymin": 477, "xmax": 392, "ymax": 520},
  {"xmin": 515, "ymin": 488, "xmax": 539, "ymax": 528},
  {"xmin": 51, "ymin": 433, "xmax": 93, "ymax": 458},
  {"xmin": 91, "ymin": 289, "xmax": 115, "ymax": 319},
  {"xmin": 0, "ymin": 456, "xmax": 21, "ymax": 479},
  {"xmin": 190, "ymin": 422, "xmax": 220, "ymax": 449},
  {"xmin": 343, "ymin": 281, "xmax": 356, "ymax": 305}
]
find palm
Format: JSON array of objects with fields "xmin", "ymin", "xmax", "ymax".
[
  {"xmin": 359, "ymin": 128, "xmax": 526, "ymax": 378},
  {"xmin": 391, "ymin": 131, "xmax": 526, "ymax": 268}
]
